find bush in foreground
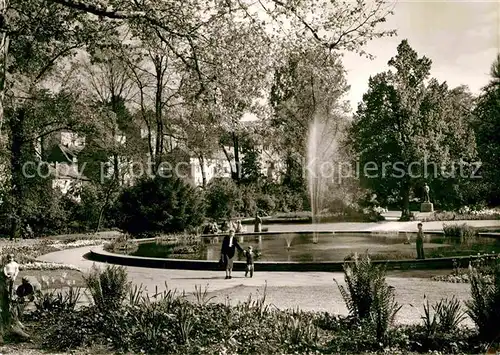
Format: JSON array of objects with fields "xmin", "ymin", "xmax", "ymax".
[
  {"xmin": 13, "ymin": 263, "xmax": 499, "ymax": 354},
  {"xmin": 466, "ymin": 259, "xmax": 500, "ymax": 343},
  {"xmin": 334, "ymin": 253, "xmax": 401, "ymax": 344}
]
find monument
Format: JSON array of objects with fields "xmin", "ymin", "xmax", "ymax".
[{"xmin": 420, "ymin": 183, "xmax": 434, "ymax": 212}]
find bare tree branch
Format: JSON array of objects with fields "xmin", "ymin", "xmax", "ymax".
[{"xmin": 49, "ymin": 0, "xmax": 191, "ymax": 38}]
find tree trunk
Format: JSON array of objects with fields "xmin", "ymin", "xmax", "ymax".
[
  {"xmin": 95, "ymin": 176, "xmax": 117, "ymax": 233},
  {"xmin": 0, "ymin": 0, "xmax": 9, "ymax": 143},
  {"xmin": 221, "ymin": 144, "xmax": 236, "ymax": 177},
  {"xmin": 113, "ymin": 153, "xmax": 119, "ymax": 183},
  {"xmin": 0, "ymin": 271, "xmax": 30, "ymax": 342},
  {"xmin": 154, "ymin": 57, "xmax": 164, "ymax": 175},
  {"xmin": 9, "ymin": 108, "xmax": 26, "ymax": 241},
  {"xmin": 400, "ymin": 184, "xmax": 411, "ymax": 221},
  {"xmin": 232, "ymin": 132, "xmax": 240, "ymax": 183},
  {"xmin": 0, "ymin": 271, "xmax": 12, "ymax": 341},
  {"xmin": 199, "ymin": 155, "xmax": 206, "ymax": 188}
]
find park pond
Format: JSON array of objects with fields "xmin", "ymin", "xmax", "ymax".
[{"xmin": 129, "ymin": 232, "xmax": 500, "ymax": 262}]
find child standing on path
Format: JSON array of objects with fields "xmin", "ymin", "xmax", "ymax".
[{"xmin": 244, "ymin": 246, "xmax": 255, "ymax": 278}]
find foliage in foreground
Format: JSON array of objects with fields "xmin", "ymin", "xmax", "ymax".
[
  {"xmin": 334, "ymin": 254, "xmax": 401, "ymax": 343},
  {"xmin": 14, "ymin": 262, "xmax": 496, "ymax": 354},
  {"xmin": 465, "ymin": 259, "xmax": 500, "ymax": 342}
]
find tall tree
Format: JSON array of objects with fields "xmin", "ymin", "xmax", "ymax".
[
  {"xmin": 1, "ymin": 0, "xmax": 397, "ymax": 144},
  {"xmin": 269, "ymin": 46, "xmax": 350, "ymax": 203},
  {"xmin": 349, "ymin": 40, "xmax": 477, "ymax": 219},
  {"xmin": 473, "ymin": 54, "xmax": 500, "ymax": 205},
  {"xmin": 240, "ymin": 133, "xmax": 263, "ymax": 185},
  {"xmin": 80, "ymin": 46, "xmax": 137, "ymax": 180},
  {"xmin": 123, "ymin": 33, "xmax": 184, "ymax": 174},
  {"xmin": 1, "ymin": 0, "xmax": 114, "ymax": 239},
  {"xmin": 46, "ymin": 0, "xmax": 397, "ymax": 186},
  {"xmin": 178, "ymin": 103, "xmax": 220, "ymax": 188}
]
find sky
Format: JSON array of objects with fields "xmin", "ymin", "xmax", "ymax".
[{"xmin": 343, "ymin": 0, "xmax": 500, "ymax": 112}]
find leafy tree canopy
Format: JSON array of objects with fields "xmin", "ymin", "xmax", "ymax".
[{"xmin": 349, "ymin": 40, "xmax": 476, "ymax": 217}]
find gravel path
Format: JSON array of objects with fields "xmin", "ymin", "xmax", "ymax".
[{"xmin": 188, "ymin": 276, "xmax": 473, "ymax": 326}]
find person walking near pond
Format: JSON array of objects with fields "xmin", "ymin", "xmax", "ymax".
[
  {"xmin": 220, "ymin": 229, "xmax": 244, "ymax": 279},
  {"xmin": 416, "ymin": 223, "xmax": 425, "ymax": 259},
  {"xmin": 254, "ymin": 213, "xmax": 262, "ymax": 233}
]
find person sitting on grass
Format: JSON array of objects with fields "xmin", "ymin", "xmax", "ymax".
[
  {"xmin": 244, "ymin": 246, "xmax": 255, "ymax": 278},
  {"xmin": 3, "ymin": 254, "xmax": 20, "ymax": 298},
  {"xmin": 220, "ymin": 229, "xmax": 244, "ymax": 279},
  {"xmin": 416, "ymin": 222, "xmax": 425, "ymax": 259}
]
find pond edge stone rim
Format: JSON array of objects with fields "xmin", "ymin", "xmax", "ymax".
[{"xmin": 84, "ymin": 231, "xmax": 500, "ymax": 272}]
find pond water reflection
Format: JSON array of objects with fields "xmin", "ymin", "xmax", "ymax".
[{"xmin": 131, "ymin": 232, "xmax": 500, "ymax": 262}]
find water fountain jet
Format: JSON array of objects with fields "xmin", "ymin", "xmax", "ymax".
[{"xmin": 307, "ymin": 111, "xmax": 340, "ymax": 243}]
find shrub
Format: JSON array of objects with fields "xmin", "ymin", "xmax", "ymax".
[
  {"xmin": 423, "ymin": 210, "xmax": 500, "ymax": 222},
  {"xmin": 116, "ymin": 176, "xmax": 206, "ymax": 236},
  {"xmin": 443, "ymin": 223, "xmax": 477, "ymax": 243},
  {"xmin": 407, "ymin": 295, "xmax": 476, "ymax": 353},
  {"xmin": 466, "ymin": 260, "xmax": 500, "ymax": 342},
  {"xmin": 42, "ymin": 306, "xmax": 103, "ymax": 350},
  {"xmin": 35, "ymin": 265, "xmax": 496, "ymax": 355},
  {"xmin": 26, "ymin": 189, "xmax": 74, "ymax": 236},
  {"xmin": 325, "ymin": 320, "xmax": 381, "ymax": 353},
  {"xmin": 125, "ymin": 291, "xmax": 181, "ymax": 353},
  {"xmin": 83, "ymin": 264, "xmax": 130, "ymax": 312},
  {"xmin": 34, "ymin": 286, "xmax": 82, "ymax": 315},
  {"xmin": 68, "ymin": 184, "xmax": 118, "ymax": 232},
  {"xmin": 334, "ymin": 253, "xmax": 401, "ymax": 343},
  {"xmin": 404, "ymin": 323, "xmax": 479, "ymax": 354},
  {"xmin": 276, "ymin": 310, "xmax": 319, "ymax": 352},
  {"xmin": 239, "ymin": 185, "xmax": 258, "ymax": 216},
  {"xmin": 205, "ymin": 178, "xmax": 242, "ymax": 220},
  {"xmin": 104, "ymin": 234, "xmax": 138, "ymax": 254},
  {"xmin": 421, "ymin": 296, "xmax": 466, "ymax": 336},
  {"xmin": 256, "ymin": 194, "xmax": 275, "ymax": 215}
]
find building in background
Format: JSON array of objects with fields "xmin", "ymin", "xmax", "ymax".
[
  {"xmin": 43, "ymin": 131, "xmax": 88, "ymax": 200},
  {"xmin": 32, "ymin": 119, "xmax": 285, "ymax": 198}
]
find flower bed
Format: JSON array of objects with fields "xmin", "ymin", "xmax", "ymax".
[
  {"xmin": 20, "ymin": 262, "xmax": 81, "ymax": 272},
  {"xmin": 48, "ymin": 239, "xmax": 106, "ymax": 250},
  {"xmin": 431, "ymin": 273, "xmax": 471, "ymax": 283},
  {"xmin": 0, "ymin": 238, "xmax": 105, "ymax": 271},
  {"xmin": 422, "ymin": 208, "xmax": 500, "ymax": 222}
]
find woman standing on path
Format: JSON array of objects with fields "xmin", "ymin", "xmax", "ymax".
[{"xmin": 220, "ymin": 229, "xmax": 244, "ymax": 279}]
